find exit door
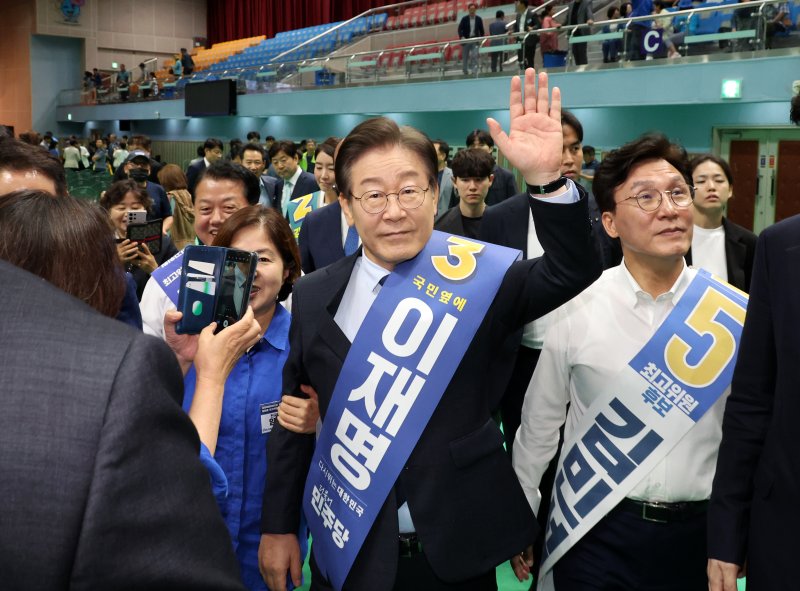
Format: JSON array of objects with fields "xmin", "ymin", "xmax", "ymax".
[{"xmin": 718, "ymin": 128, "xmax": 800, "ymax": 234}]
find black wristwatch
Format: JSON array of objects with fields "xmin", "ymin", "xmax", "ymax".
[{"xmin": 527, "ymin": 176, "xmax": 569, "ymax": 195}]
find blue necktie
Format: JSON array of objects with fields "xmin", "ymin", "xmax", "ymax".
[{"xmin": 344, "ymin": 224, "xmax": 359, "ymax": 256}]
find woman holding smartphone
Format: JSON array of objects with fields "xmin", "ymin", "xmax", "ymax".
[
  {"xmin": 175, "ymin": 205, "xmax": 314, "ymax": 591},
  {"xmin": 100, "ymin": 179, "xmax": 178, "ymax": 299}
]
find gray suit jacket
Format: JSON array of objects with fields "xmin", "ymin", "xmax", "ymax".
[
  {"xmin": 437, "ymin": 167, "xmax": 455, "ymax": 217},
  {"xmin": 0, "ymin": 260, "xmax": 245, "ymax": 590}
]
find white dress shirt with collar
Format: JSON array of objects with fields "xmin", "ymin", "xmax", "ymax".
[
  {"xmin": 281, "ymin": 166, "xmax": 304, "ymax": 216},
  {"xmin": 513, "ymin": 262, "xmax": 727, "ymax": 515},
  {"xmin": 691, "ymin": 224, "xmax": 728, "ymax": 282}
]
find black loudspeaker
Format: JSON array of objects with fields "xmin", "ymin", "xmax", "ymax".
[{"xmin": 119, "ymin": 119, "xmax": 132, "ymax": 132}]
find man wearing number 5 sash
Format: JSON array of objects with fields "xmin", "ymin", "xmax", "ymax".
[
  {"xmin": 259, "ymin": 69, "xmax": 602, "ymax": 591},
  {"xmin": 512, "ymin": 134, "xmax": 747, "ymax": 591}
]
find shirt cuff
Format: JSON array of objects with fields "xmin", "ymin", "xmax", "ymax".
[{"xmin": 529, "ymin": 178, "xmax": 580, "ymax": 204}]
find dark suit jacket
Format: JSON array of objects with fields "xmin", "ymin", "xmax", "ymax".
[
  {"xmin": 434, "ymin": 205, "xmax": 479, "ymax": 238},
  {"xmin": 276, "ymin": 170, "xmax": 321, "ymax": 203},
  {"xmin": 186, "ymin": 159, "xmax": 207, "ymax": 196},
  {"xmin": 708, "ymin": 214, "xmax": 800, "ymax": 588},
  {"xmin": 260, "ymin": 175, "xmax": 279, "ymax": 209},
  {"xmin": 458, "ymin": 14, "xmax": 485, "ymax": 38},
  {"xmin": 685, "ymin": 217, "xmax": 757, "ymax": 293},
  {"xmin": 0, "ymin": 260, "xmax": 244, "ymax": 590},
  {"xmin": 262, "ymin": 196, "xmax": 602, "ymax": 590},
  {"xmin": 485, "ymin": 165, "xmax": 519, "ymax": 206},
  {"xmin": 298, "ymin": 201, "xmax": 345, "ymax": 274}
]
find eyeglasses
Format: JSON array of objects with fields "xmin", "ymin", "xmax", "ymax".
[
  {"xmin": 618, "ymin": 184, "xmax": 695, "ymax": 212},
  {"xmin": 351, "ymin": 185, "xmax": 429, "ymax": 214}
]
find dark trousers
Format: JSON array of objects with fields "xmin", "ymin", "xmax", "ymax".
[
  {"xmin": 310, "ymin": 547, "xmax": 497, "ymax": 591},
  {"xmin": 500, "ymin": 346, "xmax": 540, "ymax": 456},
  {"xmin": 490, "ymin": 50, "xmax": 505, "ymax": 72},
  {"xmin": 518, "ymin": 37, "xmax": 538, "ymax": 69},
  {"xmin": 571, "ymin": 29, "xmax": 588, "ymax": 65},
  {"xmin": 551, "ymin": 504, "xmax": 708, "ymax": 591},
  {"xmin": 625, "ymin": 25, "xmax": 648, "ymax": 60}
]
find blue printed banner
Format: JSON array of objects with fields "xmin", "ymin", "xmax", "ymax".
[
  {"xmin": 538, "ymin": 270, "xmax": 747, "ymax": 590},
  {"xmin": 303, "ymin": 231, "xmax": 520, "ymax": 590},
  {"xmin": 287, "ymin": 191, "xmax": 323, "ymax": 240},
  {"xmin": 150, "ymin": 249, "xmax": 185, "ymax": 306}
]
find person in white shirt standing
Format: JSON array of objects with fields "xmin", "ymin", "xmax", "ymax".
[
  {"xmin": 512, "ymin": 134, "xmax": 732, "ymax": 591},
  {"xmin": 685, "ymin": 154, "xmax": 756, "ymax": 293}
]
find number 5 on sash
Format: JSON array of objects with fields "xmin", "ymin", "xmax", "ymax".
[{"xmin": 664, "ymin": 287, "xmax": 746, "ymax": 388}]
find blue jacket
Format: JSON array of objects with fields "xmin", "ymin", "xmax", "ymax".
[{"xmin": 183, "ymin": 304, "xmax": 307, "ymax": 590}]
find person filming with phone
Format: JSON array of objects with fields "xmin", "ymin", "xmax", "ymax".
[{"xmin": 100, "ymin": 179, "xmax": 178, "ymax": 299}]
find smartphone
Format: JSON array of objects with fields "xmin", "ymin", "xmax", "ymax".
[
  {"xmin": 126, "ymin": 210, "xmax": 147, "ymax": 225},
  {"xmin": 175, "ymin": 246, "xmax": 257, "ymax": 335},
  {"xmin": 213, "ymin": 248, "xmax": 258, "ymax": 333},
  {"xmin": 127, "ymin": 218, "xmax": 163, "ymax": 255}
]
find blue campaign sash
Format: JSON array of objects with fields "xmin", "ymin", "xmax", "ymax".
[
  {"xmin": 303, "ymin": 231, "xmax": 520, "ymax": 590},
  {"xmin": 150, "ymin": 249, "xmax": 185, "ymax": 306},
  {"xmin": 538, "ymin": 270, "xmax": 747, "ymax": 590},
  {"xmin": 286, "ymin": 191, "xmax": 323, "ymax": 240}
]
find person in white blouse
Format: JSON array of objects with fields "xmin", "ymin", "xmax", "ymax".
[{"xmin": 512, "ymin": 133, "xmax": 724, "ymax": 591}]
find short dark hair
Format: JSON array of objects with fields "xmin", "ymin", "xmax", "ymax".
[
  {"xmin": 496, "ymin": 9, "xmax": 505, "ymax": 17},
  {"xmin": 242, "ymin": 143, "xmax": 266, "ymax": 161},
  {"xmin": 0, "ymin": 137, "xmax": 67, "ymax": 195},
  {"xmin": 451, "ymin": 148, "xmax": 495, "ymax": 179},
  {"xmin": 130, "ymin": 134, "xmax": 152, "ymax": 151},
  {"xmin": 466, "ymin": 129, "xmax": 494, "ymax": 148},
  {"xmin": 791, "ymin": 94, "xmax": 800, "ymax": 125},
  {"xmin": 18, "ymin": 131, "xmax": 41, "ymax": 146},
  {"xmin": 212, "ymin": 205, "xmax": 301, "ymax": 302},
  {"xmin": 689, "ymin": 154, "xmax": 733, "ymax": 185},
  {"xmin": 268, "ymin": 140, "xmax": 299, "ymax": 160},
  {"xmin": 195, "ymin": 161, "xmax": 260, "ymax": 205},
  {"xmin": 561, "ymin": 110, "xmax": 584, "ymax": 142},
  {"xmin": 99, "ymin": 179, "xmax": 153, "ymax": 213},
  {"xmin": 518, "ymin": 0, "xmax": 529, "ymax": 6},
  {"xmin": 593, "ymin": 133, "xmax": 691, "ymax": 214},
  {"xmin": 315, "ymin": 136, "xmax": 341, "ymax": 160},
  {"xmin": 203, "ymin": 137, "xmax": 224, "ymax": 152},
  {"xmin": 584, "ymin": 145, "xmax": 596, "ymax": 157},
  {"xmin": 265, "ymin": 135, "xmax": 276, "ymax": 142},
  {"xmin": 433, "ymin": 139, "xmax": 450, "ymax": 159},
  {"xmin": 0, "ymin": 190, "xmax": 125, "ymax": 317},
  {"xmin": 607, "ymin": 5, "xmax": 620, "ymax": 18},
  {"xmin": 246, "ymin": 131, "xmax": 261, "ymax": 141},
  {"xmin": 335, "ymin": 117, "xmax": 438, "ymax": 200}
]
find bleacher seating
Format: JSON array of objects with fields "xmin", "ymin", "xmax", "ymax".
[{"xmin": 384, "ymin": 0, "xmax": 485, "ymax": 30}]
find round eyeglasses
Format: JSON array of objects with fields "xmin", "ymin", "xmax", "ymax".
[
  {"xmin": 617, "ymin": 184, "xmax": 695, "ymax": 212},
  {"xmin": 351, "ymin": 185, "xmax": 429, "ymax": 214}
]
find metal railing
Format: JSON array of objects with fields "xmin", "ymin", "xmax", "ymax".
[{"xmin": 57, "ymin": 0, "xmax": 797, "ymax": 107}]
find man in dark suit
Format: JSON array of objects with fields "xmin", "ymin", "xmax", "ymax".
[
  {"xmin": 465, "ymin": 129, "xmax": 519, "ymax": 206},
  {"xmin": 187, "ymin": 137, "xmax": 224, "ymax": 196},
  {"xmin": 260, "ymin": 70, "xmax": 602, "ymax": 591},
  {"xmin": 458, "ymin": 2, "xmax": 485, "ymax": 75},
  {"xmin": 514, "ymin": 0, "xmax": 541, "ymax": 70},
  {"xmin": 435, "ymin": 147, "xmax": 494, "ymax": 239},
  {"xmin": 685, "ymin": 154, "xmax": 756, "ymax": 293},
  {"xmin": 298, "ymin": 200, "xmax": 360, "ymax": 274},
  {"xmin": 242, "ymin": 142, "xmax": 279, "ymax": 208},
  {"xmin": 269, "ymin": 140, "xmax": 320, "ymax": 216},
  {"xmin": 0, "ymin": 259, "xmax": 245, "ymax": 590},
  {"xmin": 706, "ymin": 105, "xmax": 800, "ymax": 591}
]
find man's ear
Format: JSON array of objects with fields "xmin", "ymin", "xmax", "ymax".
[
  {"xmin": 339, "ymin": 194, "xmax": 355, "ymax": 226},
  {"xmin": 602, "ymin": 211, "xmax": 619, "ymax": 239}
]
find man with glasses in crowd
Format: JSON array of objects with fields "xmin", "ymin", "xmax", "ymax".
[
  {"xmin": 260, "ymin": 70, "xmax": 601, "ymax": 591},
  {"xmin": 512, "ymin": 133, "xmax": 732, "ymax": 591}
]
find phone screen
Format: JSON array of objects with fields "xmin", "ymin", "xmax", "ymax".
[{"xmin": 213, "ymin": 249, "xmax": 257, "ymax": 332}]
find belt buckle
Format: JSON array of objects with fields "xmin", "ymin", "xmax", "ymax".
[{"xmin": 641, "ymin": 502, "xmax": 669, "ymax": 523}]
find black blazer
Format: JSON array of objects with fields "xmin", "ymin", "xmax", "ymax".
[
  {"xmin": 685, "ymin": 217, "xmax": 757, "ymax": 293},
  {"xmin": 485, "ymin": 165, "xmax": 519, "ymax": 206},
  {"xmin": 186, "ymin": 159, "xmax": 207, "ymax": 196},
  {"xmin": 0, "ymin": 260, "xmax": 245, "ymax": 590},
  {"xmin": 298, "ymin": 201, "xmax": 346, "ymax": 274},
  {"xmin": 434, "ymin": 206, "xmax": 468, "ymax": 237},
  {"xmin": 708, "ymin": 214, "xmax": 800, "ymax": 588},
  {"xmin": 458, "ymin": 14, "xmax": 485, "ymax": 38},
  {"xmin": 276, "ymin": 170, "xmax": 320, "ymax": 203},
  {"xmin": 260, "ymin": 175, "xmax": 280, "ymax": 209},
  {"xmin": 262, "ymin": 196, "xmax": 602, "ymax": 590}
]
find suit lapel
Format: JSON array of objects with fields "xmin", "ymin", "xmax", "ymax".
[
  {"xmin": 723, "ymin": 219, "xmax": 747, "ymax": 290},
  {"xmin": 315, "ymin": 255, "xmax": 358, "ymax": 363},
  {"xmin": 512, "ymin": 194, "xmax": 531, "ymax": 257}
]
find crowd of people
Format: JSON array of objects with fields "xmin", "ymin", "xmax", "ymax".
[{"xmin": 2, "ymin": 80, "xmax": 800, "ymax": 591}]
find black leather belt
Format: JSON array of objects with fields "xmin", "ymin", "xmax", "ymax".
[
  {"xmin": 618, "ymin": 498, "xmax": 709, "ymax": 523},
  {"xmin": 398, "ymin": 533, "xmax": 423, "ymax": 557}
]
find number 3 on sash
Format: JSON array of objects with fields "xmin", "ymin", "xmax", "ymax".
[
  {"xmin": 431, "ymin": 236, "xmax": 485, "ymax": 281},
  {"xmin": 664, "ymin": 288, "xmax": 746, "ymax": 388}
]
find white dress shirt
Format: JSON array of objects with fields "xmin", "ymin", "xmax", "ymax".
[
  {"xmin": 521, "ymin": 209, "xmax": 557, "ymax": 349},
  {"xmin": 691, "ymin": 224, "xmax": 728, "ymax": 282},
  {"xmin": 513, "ymin": 262, "xmax": 727, "ymax": 515}
]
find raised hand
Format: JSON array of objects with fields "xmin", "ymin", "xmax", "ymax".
[{"xmin": 487, "ymin": 68, "xmax": 563, "ymax": 186}]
